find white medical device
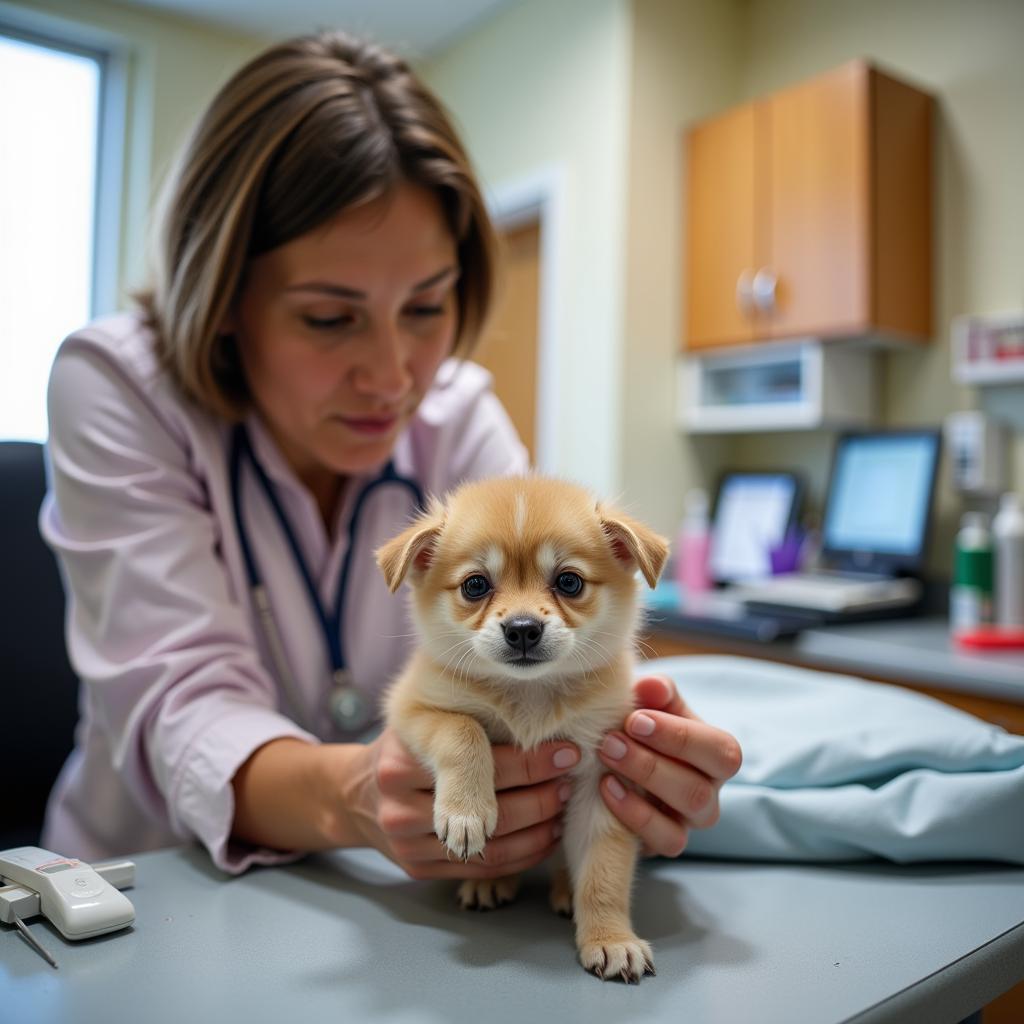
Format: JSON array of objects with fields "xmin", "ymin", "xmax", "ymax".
[{"xmin": 0, "ymin": 846, "xmax": 135, "ymax": 964}]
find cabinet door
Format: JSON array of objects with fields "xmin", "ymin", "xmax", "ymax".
[
  {"xmin": 685, "ymin": 103, "xmax": 759, "ymax": 349},
  {"xmin": 766, "ymin": 62, "xmax": 870, "ymax": 338}
]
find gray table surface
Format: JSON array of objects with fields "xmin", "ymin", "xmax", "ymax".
[{"xmin": 3, "ymin": 845, "xmax": 1023, "ymax": 1024}]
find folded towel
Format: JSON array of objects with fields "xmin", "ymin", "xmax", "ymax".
[{"xmin": 643, "ymin": 656, "xmax": 1024, "ymax": 864}]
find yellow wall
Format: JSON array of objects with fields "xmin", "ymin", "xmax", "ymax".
[
  {"xmin": 729, "ymin": 0, "xmax": 1024, "ymax": 564},
  {"xmin": 620, "ymin": 0, "xmax": 744, "ymax": 534},
  {"xmin": 421, "ymin": 0, "xmax": 633, "ymax": 499},
  {"xmin": 2, "ymin": 0, "xmax": 270, "ymax": 306}
]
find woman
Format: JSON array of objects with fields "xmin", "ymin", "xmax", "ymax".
[{"xmin": 41, "ymin": 30, "xmax": 741, "ymax": 878}]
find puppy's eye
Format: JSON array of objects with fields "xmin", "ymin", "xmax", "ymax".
[
  {"xmin": 461, "ymin": 574, "xmax": 492, "ymax": 600},
  {"xmin": 555, "ymin": 571, "xmax": 584, "ymax": 597}
]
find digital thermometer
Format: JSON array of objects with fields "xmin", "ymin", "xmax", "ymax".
[{"xmin": 0, "ymin": 846, "xmax": 135, "ymax": 940}]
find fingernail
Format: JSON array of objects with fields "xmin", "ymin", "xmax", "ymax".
[
  {"xmin": 629, "ymin": 713, "xmax": 656, "ymax": 737},
  {"xmin": 601, "ymin": 734, "xmax": 627, "ymax": 760},
  {"xmin": 558, "ymin": 782, "xmax": 573, "ymax": 803},
  {"xmin": 553, "ymin": 746, "xmax": 579, "ymax": 769},
  {"xmin": 606, "ymin": 777, "xmax": 626, "ymax": 800}
]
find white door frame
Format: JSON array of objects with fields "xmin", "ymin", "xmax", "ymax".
[{"xmin": 485, "ymin": 165, "xmax": 567, "ymax": 474}]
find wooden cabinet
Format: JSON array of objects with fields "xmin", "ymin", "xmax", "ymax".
[{"xmin": 685, "ymin": 61, "xmax": 933, "ymax": 351}]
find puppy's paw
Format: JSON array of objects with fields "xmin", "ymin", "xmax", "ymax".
[
  {"xmin": 457, "ymin": 875, "xmax": 520, "ymax": 911},
  {"xmin": 578, "ymin": 933, "xmax": 655, "ymax": 984},
  {"xmin": 434, "ymin": 795, "xmax": 498, "ymax": 861}
]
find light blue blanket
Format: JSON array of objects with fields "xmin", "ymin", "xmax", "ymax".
[{"xmin": 644, "ymin": 656, "xmax": 1024, "ymax": 864}]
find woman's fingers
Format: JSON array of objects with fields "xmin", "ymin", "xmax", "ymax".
[
  {"xmin": 492, "ymin": 741, "xmax": 580, "ymax": 790},
  {"xmin": 493, "ymin": 777, "xmax": 572, "ymax": 836},
  {"xmin": 598, "ymin": 676, "xmax": 742, "ymax": 834},
  {"xmin": 623, "ymin": 709, "xmax": 743, "ymax": 782},
  {"xmin": 600, "ymin": 775, "xmax": 690, "ymax": 858},
  {"xmin": 398, "ymin": 822, "xmax": 563, "ymax": 880},
  {"xmin": 632, "ymin": 674, "xmax": 693, "ymax": 720},
  {"xmin": 598, "ymin": 730, "xmax": 721, "ymax": 827}
]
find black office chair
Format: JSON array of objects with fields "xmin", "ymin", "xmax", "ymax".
[{"xmin": 0, "ymin": 441, "xmax": 81, "ymax": 849}]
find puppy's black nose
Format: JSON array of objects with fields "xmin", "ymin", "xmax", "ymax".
[{"xmin": 502, "ymin": 617, "xmax": 544, "ymax": 653}]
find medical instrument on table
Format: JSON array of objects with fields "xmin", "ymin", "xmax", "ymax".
[
  {"xmin": 230, "ymin": 424, "xmax": 424, "ymax": 734},
  {"xmin": 1, "ymin": 847, "xmax": 136, "ymax": 967}
]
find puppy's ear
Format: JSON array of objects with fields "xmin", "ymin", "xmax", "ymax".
[
  {"xmin": 375, "ymin": 499, "xmax": 446, "ymax": 593},
  {"xmin": 598, "ymin": 508, "xmax": 669, "ymax": 589}
]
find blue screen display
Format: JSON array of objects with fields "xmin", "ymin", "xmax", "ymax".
[{"xmin": 823, "ymin": 434, "xmax": 938, "ymax": 557}]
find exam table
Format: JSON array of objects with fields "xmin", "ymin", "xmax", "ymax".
[{"xmin": 2, "ymin": 843, "xmax": 1023, "ymax": 1024}]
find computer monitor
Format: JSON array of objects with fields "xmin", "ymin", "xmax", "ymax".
[
  {"xmin": 821, "ymin": 429, "xmax": 942, "ymax": 575},
  {"xmin": 708, "ymin": 471, "xmax": 803, "ymax": 583}
]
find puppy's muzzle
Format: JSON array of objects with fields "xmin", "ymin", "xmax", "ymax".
[{"xmin": 502, "ymin": 616, "xmax": 545, "ymax": 658}]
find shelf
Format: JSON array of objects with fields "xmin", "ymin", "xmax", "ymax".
[
  {"xmin": 677, "ymin": 340, "xmax": 876, "ymax": 434},
  {"xmin": 952, "ymin": 312, "xmax": 1024, "ymax": 386}
]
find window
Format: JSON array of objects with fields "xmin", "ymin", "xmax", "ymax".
[{"xmin": 0, "ymin": 27, "xmax": 109, "ymax": 441}]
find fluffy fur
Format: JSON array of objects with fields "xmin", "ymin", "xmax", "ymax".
[{"xmin": 376, "ymin": 475, "xmax": 668, "ymax": 982}]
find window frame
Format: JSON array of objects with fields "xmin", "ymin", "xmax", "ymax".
[{"xmin": 0, "ymin": 3, "xmax": 128, "ymax": 317}]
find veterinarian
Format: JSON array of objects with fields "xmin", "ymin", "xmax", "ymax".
[{"xmin": 40, "ymin": 30, "xmax": 741, "ymax": 879}]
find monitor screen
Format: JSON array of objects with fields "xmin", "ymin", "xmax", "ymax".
[
  {"xmin": 822, "ymin": 431, "xmax": 940, "ymax": 569},
  {"xmin": 709, "ymin": 472, "xmax": 801, "ymax": 583}
]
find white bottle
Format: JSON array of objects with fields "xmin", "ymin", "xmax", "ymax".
[{"xmin": 992, "ymin": 492, "xmax": 1024, "ymax": 627}]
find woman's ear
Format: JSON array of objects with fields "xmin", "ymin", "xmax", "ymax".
[
  {"xmin": 598, "ymin": 507, "xmax": 669, "ymax": 589},
  {"xmin": 375, "ymin": 499, "xmax": 446, "ymax": 593}
]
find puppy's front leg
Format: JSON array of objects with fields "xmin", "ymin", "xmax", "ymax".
[
  {"xmin": 563, "ymin": 767, "xmax": 653, "ymax": 982},
  {"xmin": 399, "ymin": 706, "xmax": 498, "ymax": 861}
]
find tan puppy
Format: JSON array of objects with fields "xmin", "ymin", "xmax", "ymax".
[{"xmin": 376, "ymin": 476, "xmax": 668, "ymax": 982}]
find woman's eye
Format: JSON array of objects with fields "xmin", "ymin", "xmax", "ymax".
[
  {"xmin": 461, "ymin": 574, "xmax": 491, "ymax": 600},
  {"xmin": 302, "ymin": 313, "xmax": 354, "ymax": 330},
  {"xmin": 555, "ymin": 572, "xmax": 584, "ymax": 597},
  {"xmin": 405, "ymin": 305, "xmax": 444, "ymax": 319}
]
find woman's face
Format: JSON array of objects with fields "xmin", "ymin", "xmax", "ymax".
[{"xmin": 233, "ymin": 181, "xmax": 460, "ymax": 491}]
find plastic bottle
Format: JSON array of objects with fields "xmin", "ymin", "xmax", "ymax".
[
  {"xmin": 674, "ymin": 488, "xmax": 712, "ymax": 595},
  {"xmin": 992, "ymin": 492, "xmax": 1024, "ymax": 627},
  {"xmin": 950, "ymin": 512, "xmax": 994, "ymax": 632}
]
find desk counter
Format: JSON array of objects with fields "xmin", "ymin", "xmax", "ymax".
[
  {"xmin": 3, "ymin": 846, "xmax": 1023, "ymax": 1024},
  {"xmin": 643, "ymin": 614, "xmax": 1024, "ymax": 731}
]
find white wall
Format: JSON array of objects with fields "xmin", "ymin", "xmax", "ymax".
[{"xmin": 421, "ymin": 0, "xmax": 633, "ymax": 500}]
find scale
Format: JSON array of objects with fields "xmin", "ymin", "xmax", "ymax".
[{"xmin": 0, "ymin": 846, "xmax": 136, "ymax": 968}]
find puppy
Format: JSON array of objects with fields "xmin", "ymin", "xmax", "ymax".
[{"xmin": 376, "ymin": 475, "xmax": 668, "ymax": 982}]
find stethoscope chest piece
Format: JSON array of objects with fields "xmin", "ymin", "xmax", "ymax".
[{"xmin": 328, "ymin": 670, "xmax": 375, "ymax": 733}]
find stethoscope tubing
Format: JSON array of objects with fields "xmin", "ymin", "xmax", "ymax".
[{"xmin": 229, "ymin": 423, "xmax": 424, "ymax": 731}]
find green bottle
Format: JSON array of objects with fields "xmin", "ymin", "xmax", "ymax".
[{"xmin": 950, "ymin": 512, "xmax": 994, "ymax": 632}]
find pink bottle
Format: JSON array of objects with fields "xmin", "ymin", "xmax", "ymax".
[{"xmin": 674, "ymin": 489, "xmax": 712, "ymax": 594}]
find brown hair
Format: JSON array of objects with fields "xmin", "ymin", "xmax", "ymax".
[{"xmin": 137, "ymin": 30, "xmax": 497, "ymax": 420}]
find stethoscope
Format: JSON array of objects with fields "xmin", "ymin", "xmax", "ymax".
[{"xmin": 229, "ymin": 423, "xmax": 424, "ymax": 734}]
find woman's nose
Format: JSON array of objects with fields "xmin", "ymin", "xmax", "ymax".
[{"xmin": 352, "ymin": 323, "xmax": 412, "ymax": 400}]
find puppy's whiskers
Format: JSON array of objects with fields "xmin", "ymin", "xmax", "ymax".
[{"xmin": 437, "ymin": 636, "xmax": 475, "ymax": 663}]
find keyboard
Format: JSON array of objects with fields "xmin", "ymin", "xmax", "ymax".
[{"xmin": 728, "ymin": 572, "xmax": 922, "ymax": 613}]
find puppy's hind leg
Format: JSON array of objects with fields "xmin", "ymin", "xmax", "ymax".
[
  {"xmin": 548, "ymin": 845, "xmax": 573, "ymax": 918},
  {"xmin": 564, "ymin": 788, "xmax": 653, "ymax": 983},
  {"xmin": 457, "ymin": 875, "xmax": 521, "ymax": 911}
]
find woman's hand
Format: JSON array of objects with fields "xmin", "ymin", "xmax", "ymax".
[
  {"xmin": 336, "ymin": 726, "xmax": 577, "ymax": 880},
  {"xmin": 597, "ymin": 675, "xmax": 742, "ymax": 857}
]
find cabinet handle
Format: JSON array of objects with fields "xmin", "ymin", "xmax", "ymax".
[
  {"xmin": 752, "ymin": 268, "xmax": 777, "ymax": 311},
  {"xmin": 736, "ymin": 269, "xmax": 755, "ymax": 315}
]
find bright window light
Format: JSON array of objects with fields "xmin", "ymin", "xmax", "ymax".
[{"xmin": 0, "ymin": 34, "xmax": 100, "ymax": 442}]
